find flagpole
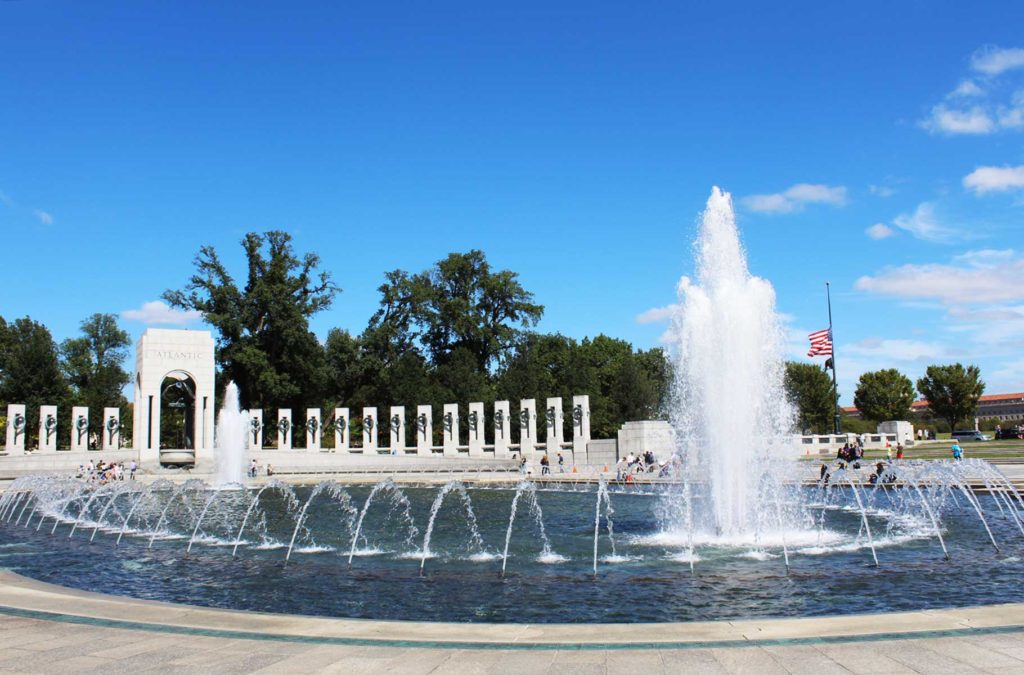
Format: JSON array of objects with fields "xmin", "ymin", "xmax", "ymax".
[{"xmin": 826, "ymin": 282, "xmax": 840, "ymax": 434}]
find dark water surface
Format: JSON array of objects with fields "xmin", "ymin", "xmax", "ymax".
[{"xmin": 1, "ymin": 485, "xmax": 1022, "ymax": 623}]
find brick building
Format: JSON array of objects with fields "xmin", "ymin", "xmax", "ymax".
[{"xmin": 842, "ymin": 392, "xmax": 1024, "ymax": 422}]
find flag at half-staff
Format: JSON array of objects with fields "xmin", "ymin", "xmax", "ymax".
[{"xmin": 807, "ymin": 328, "xmax": 833, "ymax": 357}]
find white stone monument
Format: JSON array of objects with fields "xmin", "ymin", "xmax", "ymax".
[
  {"xmin": 249, "ymin": 409, "xmax": 263, "ymax": 450},
  {"xmin": 442, "ymin": 403, "xmax": 459, "ymax": 456},
  {"xmin": 467, "ymin": 402, "xmax": 485, "ymax": 457},
  {"xmin": 102, "ymin": 407, "xmax": 120, "ymax": 450},
  {"xmin": 572, "ymin": 395, "xmax": 591, "ymax": 458},
  {"xmin": 362, "ymin": 407, "xmax": 377, "ymax": 453},
  {"xmin": 38, "ymin": 405, "xmax": 58, "ymax": 452},
  {"xmin": 133, "ymin": 329, "xmax": 216, "ymax": 465},
  {"xmin": 334, "ymin": 408, "xmax": 349, "ymax": 452},
  {"xmin": 415, "ymin": 405, "xmax": 432, "ymax": 455},
  {"xmin": 305, "ymin": 408, "xmax": 321, "ymax": 451},
  {"xmin": 389, "ymin": 406, "xmax": 405, "ymax": 454},
  {"xmin": 6, "ymin": 404, "xmax": 26, "ymax": 454},
  {"xmin": 278, "ymin": 409, "xmax": 292, "ymax": 450},
  {"xmin": 493, "ymin": 400, "xmax": 511, "ymax": 458},
  {"xmin": 71, "ymin": 406, "xmax": 90, "ymax": 451},
  {"xmin": 544, "ymin": 397, "xmax": 563, "ymax": 458},
  {"xmin": 519, "ymin": 399, "xmax": 537, "ymax": 456}
]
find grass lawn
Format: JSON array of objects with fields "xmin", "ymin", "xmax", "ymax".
[{"xmin": 802, "ymin": 439, "xmax": 1024, "ymax": 461}]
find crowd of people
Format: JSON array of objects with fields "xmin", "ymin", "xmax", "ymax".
[{"xmin": 76, "ymin": 459, "xmax": 136, "ymax": 483}]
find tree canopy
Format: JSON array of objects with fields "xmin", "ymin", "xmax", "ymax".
[
  {"xmin": 61, "ymin": 313, "xmax": 131, "ymax": 420},
  {"xmin": 854, "ymin": 368, "xmax": 916, "ymax": 423},
  {"xmin": 916, "ymin": 363, "xmax": 985, "ymax": 432},
  {"xmin": 164, "ymin": 231, "xmax": 340, "ymax": 411},
  {"xmin": 784, "ymin": 362, "xmax": 834, "ymax": 434},
  {"xmin": 368, "ymin": 251, "xmax": 543, "ymax": 371},
  {"xmin": 0, "ymin": 316, "xmax": 69, "ymax": 446}
]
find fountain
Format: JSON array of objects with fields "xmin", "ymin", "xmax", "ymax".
[
  {"xmin": 215, "ymin": 382, "xmax": 249, "ymax": 486},
  {"xmin": 1, "ymin": 189, "xmax": 1023, "ymax": 624},
  {"xmin": 666, "ymin": 186, "xmax": 795, "ymax": 540}
]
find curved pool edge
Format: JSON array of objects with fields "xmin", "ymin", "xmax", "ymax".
[{"xmin": 1, "ymin": 570, "xmax": 1022, "ymax": 650}]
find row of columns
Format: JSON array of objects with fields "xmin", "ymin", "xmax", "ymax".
[
  {"xmin": 4, "ymin": 404, "xmax": 122, "ymax": 454},
  {"xmin": 250, "ymin": 396, "xmax": 591, "ymax": 459}
]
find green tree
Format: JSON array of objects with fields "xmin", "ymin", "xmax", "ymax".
[
  {"xmin": 370, "ymin": 251, "xmax": 544, "ymax": 371},
  {"xmin": 61, "ymin": 314, "xmax": 132, "ymax": 432},
  {"xmin": 916, "ymin": 363, "xmax": 985, "ymax": 432},
  {"xmin": 853, "ymin": 368, "xmax": 916, "ymax": 423},
  {"xmin": 164, "ymin": 231, "xmax": 339, "ymax": 412},
  {"xmin": 784, "ymin": 362, "xmax": 834, "ymax": 434},
  {"xmin": 0, "ymin": 316, "xmax": 69, "ymax": 448}
]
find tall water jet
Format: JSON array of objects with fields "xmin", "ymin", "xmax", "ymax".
[
  {"xmin": 216, "ymin": 382, "xmax": 249, "ymax": 486},
  {"xmin": 667, "ymin": 187, "xmax": 794, "ymax": 540}
]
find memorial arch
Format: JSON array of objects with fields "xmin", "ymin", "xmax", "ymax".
[{"xmin": 134, "ymin": 329, "xmax": 215, "ymax": 466}]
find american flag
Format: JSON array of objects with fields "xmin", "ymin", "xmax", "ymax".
[{"xmin": 807, "ymin": 328, "xmax": 832, "ymax": 357}]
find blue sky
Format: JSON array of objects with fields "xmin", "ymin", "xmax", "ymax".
[{"xmin": 1, "ymin": 1, "xmax": 1023, "ymax": 403}]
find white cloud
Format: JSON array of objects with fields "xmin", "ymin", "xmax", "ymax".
[
  {"xmin": 949, "ymin": 80, "xmax": 984, "ymax": 98},
  {"xmin": 121, "ymin": 301, "xmax": 202, "ymax": 326},
  {"xmin": 964, "ymin": 165, "xmax": 1024, "ymax": 194},
  {"xmin": 854, "ymin": 252, "xmax": 1024, "ymax": 305},
  {"xmin": 891, "ymin": 202, "xmax": 960, "ymax": 242},
  {"xmin": 971, "ymin": 46, "xmax": 1024, "ymax": 76},
  {"xmin": 920, "ymin": 104, "xmax": 995, "ymax": 135},
  {"xmin": 0, "ymin": 190, "xmax": 12, "ymax": 207},
  {"xmin": 953, "ymin": 249, "xmax": 1015, "ymax": 267},
  {"xmin": 868, "ymin": 184, "xmax": 897, "ymax": 197},
  {"xmin": 865, "ymin": 223, "xmax": 895, "ymax": 240},
  {"xmin": 846, "ymin": 338, "xmax": 953, "ymax": 362},
  {"xmin": 742, "ymin": 183, "xmax": 847, "ymax": 214},
  {"xmin": 635, "ymin": 304, "xmax": 679, "ymax": 324},
  {"xmin": 33, "ymin": 209, "xmax": 53, "ymax": 225}
]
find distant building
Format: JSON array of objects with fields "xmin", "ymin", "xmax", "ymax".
[{"xmin": 841, "ymin": 392, "xmax": 1024, "ymax": 423}]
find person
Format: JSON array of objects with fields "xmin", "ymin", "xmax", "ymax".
[
  {"xmin": 886, "ymin": 446, "xmax": 892, "ymax": 461},
  {"xmin": 266, "ymin": 463, "xmax": 274, "ymax": 476},
  {"xmin": 520, "ymin": 456, "xmax": 528, "ymax": 474},
  {"xmin": 951, "ymin": 441, "xmax": 963, "ymax": 461},
  {"xmin": 896, "ymin": 445, "xmax": 904, "ymax": 460},
  {"xmin": 540, "ymin": 454, "xmax": 550, "ymax": 475},
  {"xmin": 249, "ymin": 459, "xmax": 258, "ymax": 478},
  {"xmin": 129, "ymin": 460, "xmax": 137, "ymax": 480},
  {"xmin": 615, "ymin": 457, "xmax": 627, "ymax": 481},
  {"xmin": 557, "ymin": 453, "xmax": 565, "ymax": 473}
]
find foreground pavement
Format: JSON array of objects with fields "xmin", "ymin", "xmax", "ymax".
[{"xmin": 0, "ymin": 572, "xmax": 1023, "ymax": 673}]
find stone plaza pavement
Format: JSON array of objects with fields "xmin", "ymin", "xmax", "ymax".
[{"xmin": 0, "ymin": 573, "xmax": 1023, "ymax": 673}]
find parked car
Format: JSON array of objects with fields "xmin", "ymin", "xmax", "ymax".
[
  {"xmin": 996, "ymin": 427, "xmax": 1024, "ymax": 440},
  {"xmin": 951, "ymin": 430, "xmax": 992, "ymax": 442}
]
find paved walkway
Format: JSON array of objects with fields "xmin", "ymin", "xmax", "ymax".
[{"xmin": 0, "ymin": 573, "xmax": 1023, "ymax": 673}]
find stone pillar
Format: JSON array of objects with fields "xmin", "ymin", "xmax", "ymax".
[
  {"xmin": 544, "ymin": 398, "xmax": 563, "ymax": 458},
  {"xmin": 362, "ymin": 407, "xmax": 377, "ymax": 453},
  {"xmin": 467, "ymin": 402, "xmax": 485, "ymax": 457},
  {"xmin": 102, "ymin": 407, "xmax": 121, "ymax": 450},
  {"xmin": 519, "ymin": 399, "xmax": 536, "ymax": 456},
  {"xmin": 415, "ymin": 405, "xmax": 433, "ymax": 456},
  {"xmin": 6, "ymin": 404, "xmax": 26, "ymax": 454},
  {"xmin": 572, "ymin": 395, "xmax": 590, "ymax": 460},
  {"xmin": 389, "ymin": 406, "xmax": 405, "ymax": 454},
  {"xmin": 277, "ymin": 409, "xmax": 292, "ymax": 450},
  {"xmin": 493, "ymin": 400, "xmax": 510, "ymax": 458},
  {"xmin": 305, "ymin": 408, "xmax": 321, "ymax": 451},
  {"xmin": 442, "ymin": 403, "xmax": 459, "ymax": 456},
  {"xmin": 38, "ymin": 405, "xmax": 58, "ymax": 452},
  {"xmin": 249, "ymin": 409, "xmax": 263, "ymax": 450},
  {"xmin": 70, "ymin": 406, "xmax": 89, "ymax": 451},
  {"xmin": 334, "ymin": 408, "xmax": 349, "ymax": 452}
]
